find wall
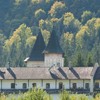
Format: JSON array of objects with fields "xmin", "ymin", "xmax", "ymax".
[
  {"xmin": 42, "ymin": 80, "xmax": 55, "ymax": 89},
  {"xmin": 27, "ymin": 61, "xmax": 44, "ymax": 67},
  {"xmin": 15, "ymin": 80, "xmax": 28, "ymax": 89},
  {"xmin": 57, "ymin": 80, "xmax": 69, "ymax": 89},
  {"xmin": 0, "ymin": 79, "xmax": 91, "ymax": 90},
  {"xmin": 2, "ymin": 80, "xmax": 14, "ymax": 89},
  {"xmin": 44, "ymin": 53, "xmax": 64, "ymax": 67},
  {"xmin": 29, "ymin": 80, "xmax": 42, "ymax": 89}
]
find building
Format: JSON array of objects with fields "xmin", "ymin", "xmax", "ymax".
[{"xmin": 0, "ymin": 29, "xmax": 100, "ymax": 94}]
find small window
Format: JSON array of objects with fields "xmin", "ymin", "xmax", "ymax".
[
  {"xmin": 23, "ymin": 83, "xmax": 27, "ymax": 89},
  {"xmin": 85, "ymin": 83, "xmax": 89, "ymax": 89},
  {"xmin": 32, "ymin": 83, "xmax": 36, "ymax": 88},
  {"xmin": 59, "ymin": 82, "xmax": 63, "ymax": 89},
  {"xmin": 72, "ymin": 83, "xmax": 77, "ymax": 89},
  {"xmin": 95, "ymin": 82, "xmax": 99, "ymax": 88},
  {"xmin": 46, "ymin": 83, "xmax": 50, "ymax": 89},
  {"xmin": 11, "ymin": 83, "xmax": 15, "ymax": 89}
]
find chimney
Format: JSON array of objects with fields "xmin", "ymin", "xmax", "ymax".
[
  {"xmin": 6, "ymin": 62, "xmax": 10, "ymax": 69},
  {"xmin": 68, "ymin": 61, "xmax": 72, "ymax": 69},
  {"xmin": 94, "ymin": 62, "xmax": 99, "ymax": 68}
]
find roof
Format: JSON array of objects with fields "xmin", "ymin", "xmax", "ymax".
[
  {"xmin": 43, "ymin": 29, "xmax": 63, "ymax": 54},
  {"xmin": 0, "ymin": 67, "xmax": 93, "ymax": 80},
  {"xmin": 28, "ymin": 30, "xmax": 45, "ymax": 61},
  {"xmin": 94, "ymin": 67, "xmax": 100, "ymax": 80}
]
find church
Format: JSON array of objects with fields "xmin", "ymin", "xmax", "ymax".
[{"xmin": 0, "ymin": 28, "xmax": 100, "ymax": 94}]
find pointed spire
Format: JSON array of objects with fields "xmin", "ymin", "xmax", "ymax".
[
  {"xmin": 29, "ymin": 29, "xmax": 45, "ymax": 61},
  {"xmin": 43, "ymin": 27, "xmax": 63, "ymax": 54}
]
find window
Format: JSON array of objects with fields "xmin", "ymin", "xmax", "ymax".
[
  {"xmin": 46, "ymin": 83, "xmax": 50, "ymax": 89},
  {"xmin": 32, "ymin": 83, "xmax": 36, "ymax": 88},
  {"xmin": 95, "ymin": 82, "xmax": 99, "ymax": 88},
  {"xmin": 11, "ymin": 83, "xmax": 15, "ymax": 89},
  {"xmin": 85, "ymin": 83, "xmax": 89, "ymax": 89},
  {"xmin": 59, "ymin": 82, "xmax": 63, "ymax": 89},
  {"xmin": 23, "ymin": 83, "xmax": 27, "ymax": 89},
  {"xmin": 72, "ymin": 83, "xmax": 77, "ymax": 89}
]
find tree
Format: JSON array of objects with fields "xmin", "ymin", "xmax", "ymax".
[
  {"xmin": 0, "ymin": 33, "xmax": 6, "ymax": 66},
  {"xmin": 87, "ymin": 54, "xmax": 93, "ymax": 67},
  {"xmin": 49, "ymin": 1, "xmax": 66, "ymax": 18},
  {"xmin": 76, "ymin": 53, "xmax": 84, "ymax": 67},
  {"xmin": 41, "ymin": 29, "xmax": 50, "ymax": 45},
  {"xmin": 63, "ymin": 12, "xmax": 81, "ymax": 34},
  {"xmin": 81, "ymin": 10, "xmax": 93, "ymax": 24},
  {"xmin": 23, "ymin": 88, "xmax": 52, "ymax": 100},
  {"xmin": 64, "ymin": 55, "xmax": 68, "ymax": 67},
  {"xmin": 35, "ymin": 9, "xmax": 46, "ymax": 22},
  {"xmin": 39, "ymin": 19, "xmax": 52, "ymax": 32},
  {"xmin": 60, "ymin": 90, "xmax": 70, "ymax": 100},
  {"xmin": 4, "ymin": 24, "xmax": 35, "ymax": 67}
]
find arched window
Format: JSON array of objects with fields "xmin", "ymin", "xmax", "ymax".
[
  {"xmin": 46, "ymin": 83, "xmax": 50, "ymax": 89},
  {"xmin": 59, "ymin": 82, "xmax": 63, "ymax": 89},
  {"xmin": 23, "ymin": 83, "xmax": 27, "ymax": 89}
]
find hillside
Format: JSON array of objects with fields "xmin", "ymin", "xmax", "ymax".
[{"xmin": 0, "ymin": 0, "xmax": 100, "ymax": 67}]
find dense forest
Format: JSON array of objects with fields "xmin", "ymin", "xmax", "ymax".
[{"xmin": 0, "ymin": 0, "xmax": 100, "ymax": 67}]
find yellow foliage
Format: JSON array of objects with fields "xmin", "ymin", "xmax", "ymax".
[
  {"xmin": 95, "ymin": 18, "xmax": 100, "ymax": 29},
  {"xmin": 49, "ymin": 1, "xmax": 65, "ymax": 15},
  {"xmin": 63, "ymin": 32, "xmax": 74, "ymax": 44},
  {"xmin": 63, "ymin": 12, "xmax": 74, "ymax": 25}
]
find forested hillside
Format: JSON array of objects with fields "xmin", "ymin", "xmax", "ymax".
[{"xmin": 0, "ymin": 0, "xmax": 100, "ymax": 67}]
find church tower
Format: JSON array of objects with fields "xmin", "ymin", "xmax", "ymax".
[
  {"xmin": 43, "ymin": 28, "xmax": 64, "ymax": 67},
  {"xmin": 25, "ymin": 30, "xmax": 45, "ymax": 67}
]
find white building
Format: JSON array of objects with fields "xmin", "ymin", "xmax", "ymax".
[{"xmin": 0, "ymin": 29, "xmax": 100, "ymax": 93}]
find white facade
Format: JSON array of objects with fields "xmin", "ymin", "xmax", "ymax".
[
  {"xmin": 44, "ymin": 54, "xmax": 64, "ymax": 67},
  {"xmin": 0, "ymin": 79, "xmax": 93, "ymax": 90},
  {"xmin": 2, "ymin": 80, "xmax": 14, "ymax": 89}
]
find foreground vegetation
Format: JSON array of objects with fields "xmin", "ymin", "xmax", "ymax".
[
  {"xmin": 0, "ymin": 0, "xmax": 100, "ymax": 67},
  {"xmin": 0, "ymin": 89, "xmax": 100, "ymax": 100}
]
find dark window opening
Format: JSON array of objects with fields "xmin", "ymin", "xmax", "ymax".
[
  {"xmin": 95, "ymin": 82, "xmax": 99, "ymax": 88},
  {"xmin": 11, "ymin": 83, "xmax": 15, "ymax": 89},
  {"xmin": 85, "ymin": 83, "xmax": 89, "ymax": 89},
  {"xmin": 59, "ymin": 82, "xmax": 63, "ymax": 89},
  {"xmin": 23, "ymin": 83, "xmax": 27, "ymax": 89},
  {"xmin": 72, "ymin": 83, "xmax": 77, "ymax": 89},
  {"xmin": 32, "ymin": 83, "xmax": 36, "ymax": 88},
  {"xmin": 46, "ymin": 83, "xmax": 50, "ymax": 89}
]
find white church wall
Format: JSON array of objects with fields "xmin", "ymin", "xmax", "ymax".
[
  {"xmin": 45, "ymin": 54, "xmax": 64, "ymax": 67},
  {"xmin": 42, "ymin": 80, "xmax": 55, "ymax": 89},
  {"xmin": 57, "ymin": 80, "xmax": 69, "ymax": 89},
  {"xmin": 29, "ymin": 80, "xmax": 42, "ymax": 89},
  {"xmin": 2, "ymin": 80, "xmax": 14, "ymax": 89},
  {"xmin": 15, "ymin": 80, "xmax": 28, "ymax": 89},
  {"xmin": 70, "ymin": 80, "xmax": 84, "ymax": 88},
  {"xmin": 83, "ymin": 80, "xmax": 90, "ymax": 89}
]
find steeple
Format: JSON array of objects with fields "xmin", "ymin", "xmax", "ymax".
[
  {"xmin": 43, "ymin": 28, "xmax": 63, "ymax": 54},
  {"xmin": 29, "ymin": 30, "xmax": 45, "ymax": 61},
  {"xmin": 43, "ymin": 28, "xmax": 64, "ymax": 67}
]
